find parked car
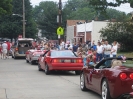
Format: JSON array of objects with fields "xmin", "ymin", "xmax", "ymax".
[
  {"xmin": 80, "ymin": 57, "xmax": 133, "ymax": 99},
  {"xmin": 38, "ymin": 50, "xmax": 83, "ymax": 75},
  {"xmin": 11, "ymin": 38, "xmax": 33, "ymax": 59},
  {"xmin": 26, "ymin": 49, "xmax": 46, "ymax": 65}
]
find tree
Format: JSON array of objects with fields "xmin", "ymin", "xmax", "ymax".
[
  {"xmin": 0, "ymin": 0, "xmax": 37, "ymax": 39},
  {"xmin": 100, "ymin": 20, "xmax": 133, "ymax": 51},
  {"xmin": 0, "ymin": 0, "xmax": 12, "ymax": 15},
  {"xmin": 32, "ymin": 1, "xmax": 58, "ymax": 40},
  {"xmin": 88, "ymin": 0, "xmax": 133, "ymax": 13}
]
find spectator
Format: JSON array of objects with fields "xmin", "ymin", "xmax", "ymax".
[
  {"xmin": 77, "ymin": 47, "xmax": 82, "ymax": 57},
  {"xmin": 72, "ymin": 43, "xmax": 78, "ymax": 53},
  {"xmin": 82, "ymin": 51, "xmax": 87, "ymax": 66},
  {"xmin": 60, "ymin": 40, "xmax": 65, "ymax": 50},
  {"xmin": 96, "ymin": 42, "xmax": 104, "ymax": 63},
  {"xmin": 0, "ymin": 42, "xmax": 2, "ymax": 59},
  {"xmin": 89, "ymin": 55, "xmax": 95, "ymax": 65},
  {"xmin": 104, "ymin": 41, "xmax": 111, "ymax": 59},
  {"xmin": 6, "ymin": 40, "xmax": 11, "ymax": 58},
  {"xmin": 2, "ymin": 41, "xmax": 8, "ymax": 59},
  {"xmin": 87, "ymin": 48, "xmax": 93, "ymax": 55},
  {"xmin": 111, "ymin": 41, "xmax": 118, "ymax": 57},
  {"xmin": 91, "ymin": 42, "xmax": 97, "ymax": 51}
]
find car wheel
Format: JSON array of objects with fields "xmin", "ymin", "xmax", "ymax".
[
  {"xmin": 45, "ymin": 64, "xmax": 50, "ymax": 75},
  {"xmin": 38, "ymin": 63, "xmax": 43, "ymax": 71},
  {"xmin": 80, "ymin": 73, "xmax": 87, "ymax": 91},
  {"xmin": 75, "ymin": 70, "xmax": 80, "ymax": 75},
  {"xmin": 30, "ymin": 60, "xmax": 34, "ymax": 65},
  {"xmin": 102, "ymin": 79, "xmax": 112, "ymax": 99}
]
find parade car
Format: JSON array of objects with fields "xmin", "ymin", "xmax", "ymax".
[
  {"xmin": 26, "ymin": 49, "xmax": 46, "ymax": 65},
  {"xmin": 80, "ymin": 57, "xmax": 133, "ymax": 99},
  {"xmin": 38, "ymin": 50, "xmax": 83, "ymax": 75},
  {"xmin": 11, "ymin": 38, "xmax": 33, "ymax": 59}
]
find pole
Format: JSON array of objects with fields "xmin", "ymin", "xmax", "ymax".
[
  {"xmin": 84, "ymin": 22, "xmax": 86, "ymax": 42},
  {"xmin": 23, "ymin": 0, "xmax": 25, "ymax": 38},
  {"xmin": 58, "ymin": 0, "xmax": 62, "ymax": 44}
]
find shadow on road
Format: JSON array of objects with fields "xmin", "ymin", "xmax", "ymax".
[{"xmin": 44, "ymin": 71, "xmax": 78, "ymax": 76}]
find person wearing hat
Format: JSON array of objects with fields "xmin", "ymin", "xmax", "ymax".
[{"xmin": 2, "ymin": 41, "xmax": 8, "ymax": 59}]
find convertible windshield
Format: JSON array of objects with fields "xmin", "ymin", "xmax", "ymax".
[{"xmin": 51, "ymin": 51, "xmax": 76, "ymax": 57}]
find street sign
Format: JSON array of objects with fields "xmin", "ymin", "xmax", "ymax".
[{"xmin": 57, "ymin": 27, "xmax": 64, "ymax": 35}]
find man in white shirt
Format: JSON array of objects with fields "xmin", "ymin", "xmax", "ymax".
[
  {"xmin": 111, "ymin": 41, "xmax": 118, "ymax": 57},
  {"xmin": 2, "ymin": 41, "xmax": 8, "ymax": 59},
  {"xmin": 96, "ymin": 42, "xmax": 104, "ymax": 63},
  {"xmin": 104, "ymin": 41, "xmax": 111, "ymax": 58},
  {"xmin": 103, "ymin": 41, "xmax": 112, "ymax": 66}
]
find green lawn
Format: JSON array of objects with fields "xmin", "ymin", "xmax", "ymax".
[
  {"xmin": 117, "ymin": 52, "xmax": 133, "ymax": 58},
  {"xmin": 117, "ymin": 52, "xmax": 133, "ymax": 64}
]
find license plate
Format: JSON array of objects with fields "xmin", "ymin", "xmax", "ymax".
[{"xmin": 64, "ymin": 59, "xmax": 71, "ymax": 63}]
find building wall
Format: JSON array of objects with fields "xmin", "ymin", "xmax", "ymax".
[
  {"xmin": 92, "ymin": 21, "xmax": 108, "ymax": 43},
  {"xmin": 66, "ymin": 26, "xmax": 74, "ymax": 43}
]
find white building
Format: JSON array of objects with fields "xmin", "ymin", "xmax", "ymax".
[{"xmin": 66, "ymin": 20, "xmax": 109, "ymax": 43}]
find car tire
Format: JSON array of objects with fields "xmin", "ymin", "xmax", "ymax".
[
  {"xmin": 75, "ymin": 70, "xmax": 80, "ymax": 75},
  {"xmin": 80, "ymin": 73, "xmax": 87, "ymax": 91},
  {"xmin": 30, "ymin": 60, "xmax": 34, "ymax": 65},
  {"xmin": 45, "ymin": 64, "xmax": 50, "ymax": 75},
  {"xmin": 101, "ymin": 79, "xmax": 112, "ymax": 99},
  {"xmin": 38, "ymin": 63, "xmax": 43, "ymax": 71}
]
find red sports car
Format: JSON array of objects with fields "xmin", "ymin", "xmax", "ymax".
[
  {"xmin": 38, "ymin": 50, "xmax": 83, "ymax": 75},
  {"xmin": 26, "ymin": 49, "xmax": 46, "ymax": 65},
  {"xmin": 80, "ymin": 57, "xmax": 133, "ymax": 99}
]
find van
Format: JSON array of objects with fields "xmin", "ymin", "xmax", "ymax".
[{"xmin": 12, "ymin": 38, "xmax": 33, "ymax": 59}]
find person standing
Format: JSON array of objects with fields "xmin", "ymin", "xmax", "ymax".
[
  {"xmin": 6, "ymin": 40, "xmax": 11, "ymax": 58},
  {"xmin": 111, "ymin": 41, "xmax": 118, "ymax": 57},
  {"xmin": 96, "ymin": 42, "xmax": 104, "ymax": 63},
  {"xmin": 2, "ymin": 41, "xmax": 8, "ymax": 59},
  {"xmin": 72, "ymin": 43, "xmax": 78, "ymax": 53},
  {"xmin": 0, "ymin": 42, "xmax": 2, "ymax": 59},
  {"xmin": 104, "ymin": 41, "xmax": 111, "ymax": 59}
]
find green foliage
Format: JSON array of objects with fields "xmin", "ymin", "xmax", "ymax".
[
  {"xmin": 87, "ymin": 0, "xmax": 132, "ymax": 13},
  {"xmin": 98, "ymin": 8, "xmax": 130, "ymax": 21},
  {"xmin": 63, "ymin": 0, "xmax": 96, "ymax": 21},
  {"xmin": 32, "ymin": 1, "xmax": 58, "ymax": 40},
  {"xmin": 100, "ymin": 20, "xmax": 133, "ymax": 51},
  {"xmin": 0, "ymin": 0, "xmax": 12, "ymax": 15},
  {"xmin": 0, "ymin": 0, "xmax": 38, "ymax": 39},
  {"xmin": 63, "ymin": 0, "xmax": 129, "ymax": 21}
]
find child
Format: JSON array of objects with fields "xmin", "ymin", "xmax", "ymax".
[
  {"xmin": 77, "ymin": 47, "xmax": 83, "ymax": 57},
  {"xmin": 82, "ymin": 51, "xmax": 87, "ymax": 66},
  {"xmin": 87, "ymin": 54, "xmax": 95, "ymax": 65}
]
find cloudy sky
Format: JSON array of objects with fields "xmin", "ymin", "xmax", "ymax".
[{"xmin": 30, "ymin": 0, "xmax": 133, "ymax": 13}]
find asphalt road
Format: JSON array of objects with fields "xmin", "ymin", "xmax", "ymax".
[{"xmin": 0, "ymin": 57, "xmax": 101, "ymax": 99}]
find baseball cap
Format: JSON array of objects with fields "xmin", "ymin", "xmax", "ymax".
[{"xmin": 4, "ymin": 41, "xmax": 6, "ymax": 43}]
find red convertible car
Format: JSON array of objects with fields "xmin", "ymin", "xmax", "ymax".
[
  {"xmin": 80, "ymin": 57, "xmax": 133, "ymax": 99},
  {"xmin": 26, "ymin": 49, "xmax": 46, "ymax": 65},
  {"xmin": 38, "ymin": 50, "xmax": 83, "ymax": 75}
]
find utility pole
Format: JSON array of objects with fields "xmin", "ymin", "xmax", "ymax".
[
  {"xmin": 23, "ymin": 0, "xmax": 25, "ymax": 38},
  {"xmin": 58, "ymin": 0, "xmax": 62, "ymax": 44}
]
